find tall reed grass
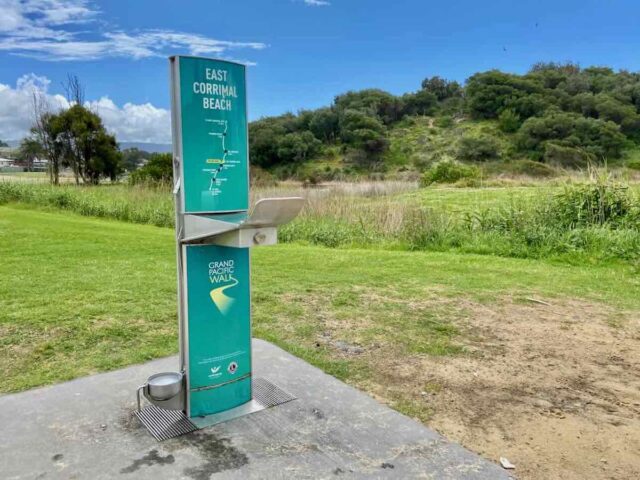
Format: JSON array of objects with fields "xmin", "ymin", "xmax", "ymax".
[
  {"xmin": 0, "ymin": 182, "xmax": 175, "ymax": 227},
  {"xmin": 1, "ymin": 178, "xmax": 638, "ymax": 262}
]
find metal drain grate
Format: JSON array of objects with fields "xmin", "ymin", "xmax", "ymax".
[
  {"xmin": 137, "ymin": 378, "xmax": 296, "ymax": 441},
  {"xmin": 253, "ymin": 378, "xmax": 296, "ymax": 408},
  {"xmin": 135, "ymin": 405, "xmax": 198, "ymax": 441}
]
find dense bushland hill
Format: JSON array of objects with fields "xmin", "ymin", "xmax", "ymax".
[{"xmin": 249, "ymin": 62, "xmax": 640, "ymax": 181}]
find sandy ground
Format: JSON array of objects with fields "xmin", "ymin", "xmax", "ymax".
[{"xmin": 368, "ymin": 298, "xmax": 640, "ymax": 480}]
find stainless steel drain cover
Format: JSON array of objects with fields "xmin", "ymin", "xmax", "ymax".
[
  {"xmin": 253, "ymin": 378, "xmax": 296, "ymax": 408},
  {"xmin": 136, "ymin": 378, "xmax": 296, "ymax": 441},
  {"xmin": 135, "ymin": 405, "xmax": 197, "ymax": 441}
]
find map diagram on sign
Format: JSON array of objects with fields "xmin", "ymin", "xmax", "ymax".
[{"xmin": 204, "ymin": 119, "xmax": 241, "ymax": 193}]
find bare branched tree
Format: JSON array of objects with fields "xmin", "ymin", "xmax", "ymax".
[
  {"xmin": 31, "ymin": 91, "xmax": 62, "ymax": 185},
  {"xmin": 61, "ymin": 75, "xmax": 87, "ymax": 183},
  {"xmin": 63, "ymin": 74, "xmax": 84, "ymax": 106}
]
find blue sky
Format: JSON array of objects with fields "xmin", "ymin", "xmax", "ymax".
[{"xmin": 1, "ymin": 0, "xmax": 640, "ymax": 143}]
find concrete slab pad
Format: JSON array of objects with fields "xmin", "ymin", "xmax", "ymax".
[{"xmin": 0, "ymin": 340, "xmax": 510, "ymax": 479}]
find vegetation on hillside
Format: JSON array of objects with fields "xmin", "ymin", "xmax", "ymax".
[
  {"xmin": 249, "ymin": 63, "xmax": 640, "ymax": 181},
  {"xmin": 10, "ymin": 62, "xmax": 640, "ymax": 184}
]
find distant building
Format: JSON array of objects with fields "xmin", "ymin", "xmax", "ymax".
[
  {"xmin": 0, "ymin": 157, "xmax": 15, "ymax": 168},
  {"xmin": 33, "ymin": 157, "xmax": 49, "ymax": 171}
]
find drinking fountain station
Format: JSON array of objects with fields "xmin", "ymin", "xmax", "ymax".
[{"xmin": 136, "ymin": 56, "xmax": 303, "ymax": 441}]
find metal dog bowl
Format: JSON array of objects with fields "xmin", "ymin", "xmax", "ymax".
[
  {"xmin": 137, "ymin": 371, "xmax": 185, "ymax": 412},
  {"xmin": 147, "ymin": 372, "xmax": 183, "ymax": 400}
]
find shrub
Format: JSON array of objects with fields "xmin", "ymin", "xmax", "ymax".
[
  {"xmin": 435, "ymin": 115, "xmax": 454, "ymax": 128},
  {"xmin": 517, "ymin": 111, "xmax": 626, "ymax": 161},
  {"xmin": 402, "ymin": 90, "xmax": 438, "ymax": 116},
  {"xmin": 465, "ymin": 70, "xmax": 541, "ymax": 119},
  {"xmin": 498, "ymin": 109, "xmax": 521, "ymax": 133},
  {"xmin": 128, "ymin": 153, "xmax": 173, "ymax": 185},
  {"xmin": 458, "ymin": 134, "xmax": 500, "ymax": 162},
  {"xmin": 421, "ymin": 160, "xmax": 480, "ymax": 186},
  {"xmin": 250, "ymin": 166, "xmax": 278, "ymax": 187},
  {"xmin": 421, "ymin": 76, "xmax": 462, "ymax": 101},
  {"xmin": 508, "ymin": 160, "xmax": 558, "ymax": 177},
  {"xmin": 543, "ymin": 143, "xmax": 592, "ymax": 168},
  {"xmin": 276, "ymin": 131, "xmax": 322, "ymax": 163},
  {"xmin": 550, "ymin": 181, "xmax": 636, "ymax": 228},
  {"xmin": 627, "ymin": 159, "xmax": 640, "ymax": 171}
]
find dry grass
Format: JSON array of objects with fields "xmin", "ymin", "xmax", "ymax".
[
  {"xmin": 253, "ymin": 180, "xmax": 421, "ymax": 239},
  {"xmin": 2, "ymin": 176, "xmax": 639, "ymax": 261}
]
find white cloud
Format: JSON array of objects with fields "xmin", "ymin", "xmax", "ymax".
[
  {"xmin": 0, "ymin": 0, "xmax": 266, "ymax": 61},
  {"xmin": 0, "ymin": 0, "xmax": 94, "ymax": 38},
  {"xmin": 302, "ymin": 0, "xmax": 331, "ymax": 6},
  {"xmin": 87, "ymin": 97, "xmax": 171, "ymax": 144},
  {"xmin": 0, "ymin": 73, "xmax": 68, "ymax": 141},
  {"xmin": 0, "ymin": 73, "xmax": 171, "ymax": 143}
]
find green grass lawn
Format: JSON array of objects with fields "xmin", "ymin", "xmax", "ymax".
[
  {"xmin": 406, "ymin": 185, "xmax": 552, "ymax": 212},
  {"xmin": 0, "ymin": 172, "xmax": 48, "ymax": 178},
  {"xmin": 410, "ymin": 183, "xmax": 640, "ymax": 213},
  {"xmin": 2, "ymin": 204, "xmax": 639, "ymax": 394}
]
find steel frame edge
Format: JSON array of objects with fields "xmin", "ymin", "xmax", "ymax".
[{"xmin": 169, "ymin": 55, "xmax": 191, "ymax": 417}]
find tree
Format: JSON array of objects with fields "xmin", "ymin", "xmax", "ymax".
[
  {"xmin": 334, "ymin": 89, "xmax": 401, "ymax": 124},
  {"xmin": 402, "ymin": 90, "xmax": 438, "ymax": 116},
  {"xmin": 15, "ymin": 137, "xmax": 43, "ymax": 171},
  {"xmin": 242, "ymin": 61, "xmax": 640, "ymax": 174},
  {"xmin": 348, "ymin": 128, "xmax": 388, "ymax": 158},
  {"xmin": 466, "ymin": 70, "xmax": 541, "ymax": 119},
  {"xmin": 458, "ymin": 134, "xmax": 500, "ymax": 161},
  {"xmin": 129, "ymin": 153, "xmax": 173, "ymax": 184},
  {"xmin": 582, "ymin": 67, "xmax": 617, "ymax": 93},
  {"xmin": 571, "ymin": 93, "xmax": 599, "ymax": 118},
  {"xmin": 308, "ymin": 108, "xmax": 339, "ymax": 142},
  {"xmin": 517, "ymin": 111, "xmax": 626, "ymax": 161},
  {"xmin": 527, "ymin": 62, "xmax": 580, "ymax": 89},
  {"xmin": 121, "ymin": 147, "xmax": 150, "ymax": 172},
  {"xmin": 510, "ymin": 93, "xmax": 550, "ymax": 119},
  {"xmin": 90, "ymin": 130, "xmax": 122, "ymax": 182},
  {"xmin": 337, "ymin": 109, "xmax": 389, "ymax": 165},
  {"xmin": 498, "ymin": 109, "xmax": 521, "ymax": 133},
  {"xmin": 55, "ymin": 104, "xmax": 122, "ymax": 184},
  {"xmin": 31, "ymin": 92, "xmax": 63, "ymax": 185},
  {"xmin": 421, "ymin": 76, "xmax": 462, "ymax": 100},
  {"xmin": 249, "ymin": 117, "xmax": 287, "ymax": 168},
  {"xmin": 339, "ymin": 110, "xmax": 386, "ymax": 141},
  {"xmin": 29, "ymin": 75, "xmax": 121, "ymax": 184},
  {"xmin": 276, "ymin": 131, "xmax": 322, "ymax": 163},
  {"xmin": 594, "ymin": 94, "xmax": 637, "ymax": 125},
  {"xmin": 0, "ymin": 139, "xmax": 8, "ymax": 147}
]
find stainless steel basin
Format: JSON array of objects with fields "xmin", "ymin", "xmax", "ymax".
[{"xmin": 146, "ymin": 372, "xmax": 183, "ymax": 401}]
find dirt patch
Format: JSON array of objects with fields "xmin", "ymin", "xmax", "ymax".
[{"xmin": 368, "ymin": 297, "xmax": 640, "ymax": 480}]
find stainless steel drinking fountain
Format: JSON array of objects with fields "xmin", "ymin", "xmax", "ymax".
[{"xmin": 135, "ymin": 55, "xmax": 303, "ymax": 442}]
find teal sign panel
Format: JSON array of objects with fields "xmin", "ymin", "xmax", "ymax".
[
  {"xmin": 176, "ymin": 56, "xmax": 248, "ymax": 213},
  {"xmin": 184, "ymin": 244, "xmax": 251, "ymax": 416}
]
